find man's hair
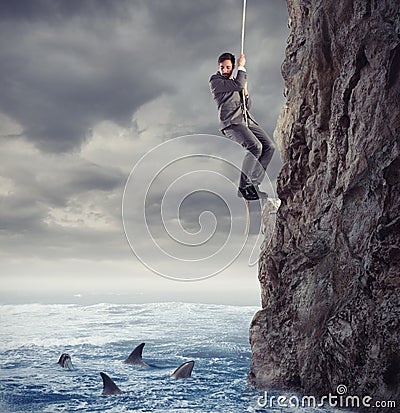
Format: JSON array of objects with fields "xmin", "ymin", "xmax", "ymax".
[{"xmin": 218, "ymin": 52, "xmax": 235, "ymax": 66}]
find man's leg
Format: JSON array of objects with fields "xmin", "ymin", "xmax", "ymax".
[
  {"xmin": 223, "ymin": 124, "xmax": 263, "ymax": 189},
  {"xmin": 247, "ymin": 120, "xmax": 275, "ymax": 185}
]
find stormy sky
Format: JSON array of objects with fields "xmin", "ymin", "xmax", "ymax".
[{"xmin": 0, "ymin": 0, "xmax": 289, "ymax": 305}]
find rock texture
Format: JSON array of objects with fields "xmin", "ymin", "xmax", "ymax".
[
  {"xmin": 260, "ymin": 198, "xmax": 281, "ymax": 252},
  {"xmin": 249, "ymin": 0, "xmax": 400, "ymax": 409}
]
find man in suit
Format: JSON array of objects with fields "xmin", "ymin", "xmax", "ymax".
[{"xmin": 209, "ymin": 52, "xmax": 275, "ymax": 200}]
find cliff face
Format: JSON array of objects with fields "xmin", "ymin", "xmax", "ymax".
[{"xmin": 249, "ymin": 0, "xmax": 400, "ymax": 407}]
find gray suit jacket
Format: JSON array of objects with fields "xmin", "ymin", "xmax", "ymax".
[{"xmin": 209, "ymin": 69, "xmax": 255, "ymax": 131}]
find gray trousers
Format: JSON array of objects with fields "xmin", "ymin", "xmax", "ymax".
[{"xmin": 223, "ymin": 119, "xmax": 275, "ymax": 188}]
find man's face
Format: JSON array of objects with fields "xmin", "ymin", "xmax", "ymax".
[{"xmin": 219, "ymin": 59, "xmax": 234, "ymax": 78}]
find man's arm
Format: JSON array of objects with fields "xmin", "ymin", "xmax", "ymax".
[
  {"xmin": 243, "ymin": 81, "xmax": 249, "ymax": 97},
  {"xmin": 237, "ymin": 53, "xmax": 246, "ymax": 72},
  {"xmin": 209, "ymin": 70, "xmax": 247, "ymax": 94},
  {"xmin": 243, "ymin": 80, "xmax": 252, "ymax": 109},
  {"xmin": 240, "ymin": 55, "xmax": 251, "ymax": 110}
]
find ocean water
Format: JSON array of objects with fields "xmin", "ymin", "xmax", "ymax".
[{"xmin": 0, "ymin": 302, "xmax": 347, "ymax": 413}]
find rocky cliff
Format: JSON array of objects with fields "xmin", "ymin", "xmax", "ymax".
[{"xmin": 249, "ymin": 0, "xmax": 400, "ymax": 409}]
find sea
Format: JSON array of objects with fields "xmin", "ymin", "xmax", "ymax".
[{"xmin": 0, "ymin": 302, "xmax": 351, "ymax": 413}]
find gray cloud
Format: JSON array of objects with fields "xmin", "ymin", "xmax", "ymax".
[
  {"xmin": 0, "ymin": 0, "xmax": 130, "ymax": 21},
  {"xmin": 0, "ymin": 137, "xmax": 124, "ymax": 238},
  {"xmin": 0, "ymin": 1, "xmax": 171, "ymax": 152}
]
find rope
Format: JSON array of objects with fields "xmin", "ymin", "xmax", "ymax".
[
  {"xmin": 244, "ymin": 200, "xmax": 250, "ymax": 235},
  {"xmin": 240, "ymin": 0, "xmax": 247, "ymax": 55},
  {"xmin": 240, "ymin": 0, "xmax": 248, "ymax": 126},
  {"xmin": 240, "ymin": 0, "xmax": 250, "ymax": 235}
]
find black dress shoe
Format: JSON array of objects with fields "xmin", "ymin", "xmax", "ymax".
[
  {"xmin": 252, "ymin": 184, "xmax": 268, "ymax": 198},
  {"xmin": 237, "ymin": 186, "xmax": 259, "ymax": 200}
]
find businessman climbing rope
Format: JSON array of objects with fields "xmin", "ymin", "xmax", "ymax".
[{"xmin": 209, "ymin": 52, "xmax": 275, "ymax": 201}]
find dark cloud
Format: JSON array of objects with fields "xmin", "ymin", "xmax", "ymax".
[
  {"xmin": 0, "ymin": 193, "xmax": 47, "ymax": 233},
  {"xmin": 0, "ymin": 0, "xmax": 131, "ymax": 22},
  {"xmin": 0, "ymin": 139, "xmax": 124, "ymax": 237},
  {"xmin": 0, "ymin": 10, "xmax": 171, "ymax": 152}
]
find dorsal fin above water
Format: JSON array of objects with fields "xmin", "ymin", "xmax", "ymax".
[
  {"xmin": 171, "ymin": 360, "xmax": 195, "ymax": 379},
  {"xmin": 100, "ymin": 372, "xmax": 124, "ymax": 395},
  {"xmin": 124, "ymin": 342, "xmax": 148, "ymax": 366}
]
